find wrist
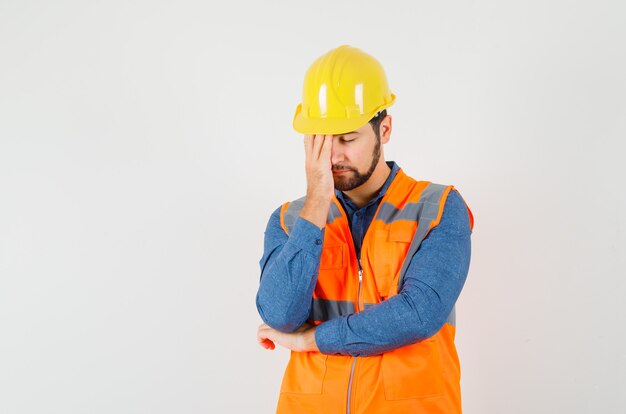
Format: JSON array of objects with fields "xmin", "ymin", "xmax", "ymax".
[
  {"xmin": 305, "ymin": 327, "xmax": 319, "ymax": 352},
  {"xmin": 305, "ymin": 191, "xmax": 333, "ymax": 205},
  {"xmin": 300, "ymin": 196, "xmax": 331, "ymax": 230}
]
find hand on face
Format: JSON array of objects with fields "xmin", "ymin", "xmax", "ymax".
[{"xmin": 303, "ymin": 134, "xmax": 334, "ymax": 202}]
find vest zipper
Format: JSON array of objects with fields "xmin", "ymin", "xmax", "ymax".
[
  {"xmin": 347, "ymin": 259, "xmax": 364, "ymax": 414},
  {"xmin": 337, "ymin": 179, "xmax": 396, "ymax": 414},
  {"xmin": 357, "ymin": 260, "xmax": 363, "ymax": 312}
]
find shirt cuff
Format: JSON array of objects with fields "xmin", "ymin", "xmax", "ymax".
[
  {"xmin": 287, "ymin": 216, "xmax": 325, "ymax": 257},
  {"xmin": 314, "ymin": 317, "xmax": 345, "ymax": 355}
]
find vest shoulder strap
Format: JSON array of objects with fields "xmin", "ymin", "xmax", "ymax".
[
  {"xmin": 279, "ymin": 196, "xmax": 342, "ymax": 236},
  {"xmin": 397, "ymin": 182, "xmax": 454, "ymax": 291}
]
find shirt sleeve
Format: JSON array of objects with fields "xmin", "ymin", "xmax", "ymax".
[
  {"xmin": 314, "ymin": 189, "xmax": 473, "ymax": 356},
  {"xmin": 256, "ymin": 206, "xmax": 325, "ymax": 333}
]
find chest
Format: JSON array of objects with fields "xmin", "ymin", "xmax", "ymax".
[{"xmin": 315, "ymin": 203, "xmax": 418, "ymax": 309}]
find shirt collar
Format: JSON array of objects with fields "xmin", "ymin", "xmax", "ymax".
[{"xmin": 335, "ymin": 161, "xmax": 401, "ymax": 209}]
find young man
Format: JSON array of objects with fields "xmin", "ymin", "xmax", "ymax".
[{"xmin": 256, "ymin": 45, "xmax": 474, "ymax": 414}]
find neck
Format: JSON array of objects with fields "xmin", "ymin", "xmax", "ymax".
[{"xmin": 342, "ymin": 160, "xmax": 391, "ymax": 208}]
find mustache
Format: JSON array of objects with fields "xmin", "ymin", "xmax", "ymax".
[{"xmin": 332, "ymin": 165, "xmax": 357, "ymax": 172}]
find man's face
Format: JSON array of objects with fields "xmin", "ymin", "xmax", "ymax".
[{"xmin": 330, "ymin": 122, "xmax": 381, "ymax": 191}]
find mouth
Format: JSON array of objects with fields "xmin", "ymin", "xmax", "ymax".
[{"xmin": 332, "ymin": 169, "xmax": 350, "ymax": 176}]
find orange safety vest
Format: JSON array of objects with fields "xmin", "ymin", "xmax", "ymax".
[{"xmin": 276, "ymin": 169, "xmax": 474, "ymax": 414}]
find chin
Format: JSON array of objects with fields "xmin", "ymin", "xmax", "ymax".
[{"xmin": 333, "ymin": 175, "xmax": 350, "ymax": 187}]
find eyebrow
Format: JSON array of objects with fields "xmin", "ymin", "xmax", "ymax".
[{"xmin": 337, "ymin": 131, "xmax": 359, "ymax": 136}]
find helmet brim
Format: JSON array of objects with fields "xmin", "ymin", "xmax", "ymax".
[{"xmin": 292, "ymin": 93, "xmax": 396, "ymax": 135}]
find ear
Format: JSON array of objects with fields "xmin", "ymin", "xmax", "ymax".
[{"xmin": 380, "ymin": 114, "xmax": 392, "ymax": 144}]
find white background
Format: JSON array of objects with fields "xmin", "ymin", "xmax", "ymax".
[{"xmin": 1, "ymin": 1, "xmax": 625, "ymax": 413}]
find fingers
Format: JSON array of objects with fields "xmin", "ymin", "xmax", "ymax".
[
  {"xmin": 257, "ymin": 323, "xmax": 276, "ymax": 350},
  {"xmin": 259, "ymin": 338, "xmax": 275, "ymax": 350},
  {"xmin": 314, "ymin": 135, "xmax": 332, "ymax": 161},
  {"xmin": 303, "ymin": 134, "xmax": 313, "ymax": 162},
  {"xmin": 312, "ymin": 134, "xmax": 324, "ymax": 159},
  {"xmin": 304, "ymin": 134, "xmax": 332, "ymax": 161},
  {"xmin": 302, "ymin": 133, "xmax": 335, "ymax": 205},
  {"xmin": 320, "ymin": 135, "xmax": 332, "ymax": 163}
]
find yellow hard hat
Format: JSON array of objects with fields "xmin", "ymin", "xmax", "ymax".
[{"xmin": 293, "ymin": 45, "xmax": 396, "ymax": 135}]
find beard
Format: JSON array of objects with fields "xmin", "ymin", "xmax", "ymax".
[{"xmin": 332, "ymin": 137, "xmax": 381, "ymax": 191}]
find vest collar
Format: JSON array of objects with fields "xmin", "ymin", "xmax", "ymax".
[{"xmin": 334, "ymin": 161, "xmax": 401, "ymax": 211}]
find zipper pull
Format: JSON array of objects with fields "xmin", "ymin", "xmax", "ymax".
[{"xmin": 358, "ymin": 259, "xmax": 363, "ymax": 281}]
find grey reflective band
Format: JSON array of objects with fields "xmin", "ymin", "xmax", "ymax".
[
  {"xmin": 282, "ymin": 197, "xmax": 342, "ymax": 235},
  {"xmin": 311, "ymin": 300, "xmax": 455, "ymax": 324},
  {"xmin": 282, "ymin": 196, "xmax": 306, "ymax": 235},
  {"xmin": 376, "ymin": 198, "xmax": 442, "ymax": 225},
  {"xmin": 397, "ymin": 183, "xmax": 450, "ymax": 291},
  {"xmin": 327, "ymin": 202, "xmax": 342, "ymax": 225},
  {"xmin": 446, "ymin": 306, "xmax": 456, "ymax": 327},
  {"xmin": 376, "ymin": 184, "xmax": 446, "ymax": 225},
  {"xmin": 309, "ymin": 298, "xmax": 356, "ymax": 321}
]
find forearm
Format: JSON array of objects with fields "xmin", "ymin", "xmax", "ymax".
[
  {"xmin": 299, "ymin": 195, "xmax": 331, "ymax": 230},
  {"xmin": 256, "ymin": 212, "xmax": 324, "ymax": 333},
  {"xmin": 314, "ymin": 256, "xmax": 468, "ymax": 356}
]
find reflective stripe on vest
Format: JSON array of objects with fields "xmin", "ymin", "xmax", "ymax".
[
  {"xmin": 309, "ymin": 298, "xmax": 454, "ymax": 326},
  {"xmin": 310, "ymin": 298, "xmax": 355, "ymax": 321},
  {"xmin": 282, "ymin": 196, "xmax": 342, "ymax": 232},
  {"xmin": 281, "ymin": 181, "xmax": 451, "ymax": 294}
]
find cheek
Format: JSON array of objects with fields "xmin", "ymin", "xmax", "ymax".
[{"xmin": 352, "ymin": 145, "xmax": 372, "ymax": 166}]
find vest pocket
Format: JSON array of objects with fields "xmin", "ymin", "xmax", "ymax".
[
  {"xmin": 319, "ymin": 243, "xmax": 347, "ymax": 270},
  {"xmin": 280, "ymin": 351, "xmax": 328, "ymax": 394},
  {"xmin": 381, "ymin": 339, "xmax": 443, "ymax": 399},
  {"xmin": 372, "ymin": 228, "xmax": 412, "ymax": 299}
]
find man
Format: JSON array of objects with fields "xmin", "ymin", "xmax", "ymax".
[{"xmin": 256, "ymin": 45, "xmax": 474, "ymax": 414}]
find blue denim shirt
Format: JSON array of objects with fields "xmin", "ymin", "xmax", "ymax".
[{"xmin": 256, "ymin": 161, "xmax": 472, "ymax": 356}]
